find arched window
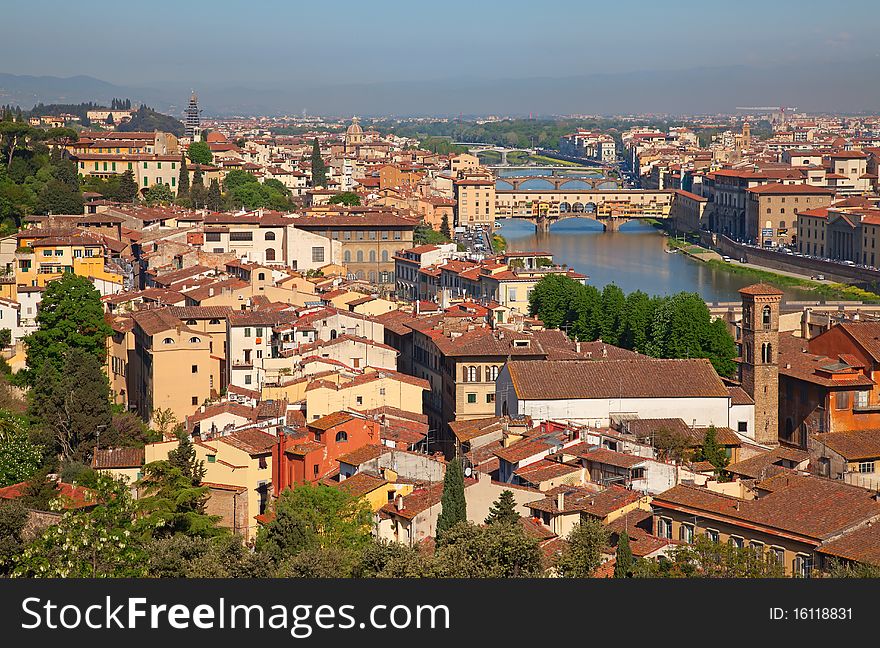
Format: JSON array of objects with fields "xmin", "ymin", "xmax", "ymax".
[
  {"xmin": 356, "ymin": 271, "xmax": 364, "ymax": 279},
  {"xmin": 356, "ymin": 250, "xmax": 364, "ymax": 263},
  {"xmin": 489, "ymin": 365, "xmax": 499, "ymax": 381},
  {"xmin": 209, "ymin": 319, "xmax": 221, "ymax": 325},
  {"xmin": 189, "ymin": 337, "xmax": 201, "ymax": 343},
  {"xmin": 335, "ymin": 431, "xmax": 348, "ymax": 443},
  {"xmin": 467, "ymin": 366, "xmax": 477, "ymax": 382},
  {"xmin": 368, "ymin": 271, "xmax": 376, "ymax": 283},
  {"xmin": 186, "ymin": 319, "xmax": 197, "ymax": 325},
  {"xmin": 369, "ymin": 250, "xmax": 376, "ymax": 262},
  {"xmin": 265, "ymin": 248, "xmax": 276, "ymax": 262},
  {"xmin": 265, "ymin": 231, "xmax": 276, "ymax": 241},
  {"xmin": 163, "ymin": 337, "xmax": 174, "ymax": 345},
  {"xmin": 761, "ymin": 342, "xmax": 773, "ymax": 364},
  {"xmin": 344, "ymin": 251, "xmax": 351, "ymax": 262},
  {"xmin": 381, "ymin": 250, "xmax": 388, "ymax": 262},
  {"xmin": 779, "ymin": 221, "xmax": 786, "ymax": 229},
  {"xmin": 330, "ymin": 329, "xmax": 337, "ymax": 339},
  {"xmin": 258, "ymin": 272, "xmax": 265, "ymax": 281},
  {"xmin": 762, "ymin": 305, "xmax": 771, "ymax": 329}
]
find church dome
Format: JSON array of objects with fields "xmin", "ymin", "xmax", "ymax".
[{"xmin": 346, "ymin": 117, "xmax": 363, "ymax": 136}]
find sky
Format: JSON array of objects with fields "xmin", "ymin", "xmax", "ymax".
[{"xmin": 2, "ymin": 0, "xmax": 879, "ymax": 114}]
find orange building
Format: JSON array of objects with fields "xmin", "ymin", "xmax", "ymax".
[{"xmin": 271, "ymin": 411, "xmax": 381, "ymax": 494}]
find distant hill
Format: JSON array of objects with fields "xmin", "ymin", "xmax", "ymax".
[
  {"xmin": 117, "ymin": 105, "xmax": 184, "ymax": 136},
  {"xmin": 0, "ymin": 73, "xmax": 135, "ymax": 108}
]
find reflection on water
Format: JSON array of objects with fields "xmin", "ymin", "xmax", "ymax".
[{"xmin": 497, "ymin": 218, "xmax": 818, "ymax": 303}]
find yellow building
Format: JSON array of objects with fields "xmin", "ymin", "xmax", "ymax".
[
  {"xmin": 144, "ymin": 428, "xmax": 275, "ymax": 540},
  {"xmin": 303, "ymin": 369, "xmax": 429, "ymax": 421},
  {"xmin": 454, "ymin": 177, "xmax": 496, "ymax": 227},
  {"xmin": 15, "ymin": 231, "xmax": 123, "ymax": 291},
  {"xmin": 73, "ymin": 153, "xmax": 184, "ymax": 195},
  {"xmin": 128, "ymin": 309, "xmax": 214, "ymax": 426}
]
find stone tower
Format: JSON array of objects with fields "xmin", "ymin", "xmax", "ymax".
[
  {"xmin": 741, "ymin": 120, "xmax": 751, "ymax": 148},
  {"xmin": 739, "ymin": 283, "xmax": 783, "ymax": 445}
]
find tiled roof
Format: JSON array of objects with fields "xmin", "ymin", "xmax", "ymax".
[
  {"xmin": 91, "ymin": 447, "xmax": 144, "ymax": 469},
  {"xmin": 217, "ymin": 428, "xmax": 277, "ymax": 455},
  {"xmin": 507, "ymin": 358, "xmax": 729, "ymax": 400},
  {"xmin": 654, "ymin": 476, "xmax": 880, "ymax": 541},
  {"xmin": 813, "ymin": 430, "xmax": 880, "ymax": 461},
  {"xmin": 738, "ymin": 283, "xmax": 784, "ymax": 296},
  {"xmin": 818, "ymin": 523, "xmax": 880, "ymax": 565},
  {"xmin": 337, "ymin": 444, "xmax": 387, "ymax": 466},
  {"xmin": 334, "ymin": 472, "xmax": 387, "ymax": 498},
  {"xmin": 527, "ymin": 484, "xmax": 639, "ymax": 517},
  {"xmin": 726, "ymin": 446, "xmax": 808, "ymax": 479}
]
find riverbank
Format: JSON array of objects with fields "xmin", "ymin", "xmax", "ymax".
[
  {"xmin": 703, "ymin": 260, "xmax": 880, "ymax": 303},
  {"xmin": 492, "ymin": 233, "xmax": 507, "ymax": 252}
]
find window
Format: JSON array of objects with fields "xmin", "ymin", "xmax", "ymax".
[
  {"xmin": 207, "ymin": 455, "xmax": 216, "ymax": 463},
  {"xmin": 229, "ymin": 231, "xmax": 253, "ymax": 241},
  {"xmin": 256, "ymin": 328, "xmax": 264, "ymax": 337},
  {"xmin": 191, "ymin": 396, "xmax": 198, "ymax": 406},
  {"xmin": 762, "ymin": 305, "xmax": 771, "ymax": 329},
  {"xmin": 312, "ymin": 247, "xmax": 325, "ymax": 263},
  {"xmin": 265, "ymin": 248, "xmax": 276, "ymax": 261},
  {"xmin": 335, "ymin": 431, "xmax": 348, "ymax": 442},
  {"xmin": 356, "ymin": 251, "xmax": 364, "ymax": 263},
  {"xmin": 209, "ymin": 319, "xmax": 221, "ymax": 325},
  {"xmin": 737, "ymin": 421, "xmax": 748, "ymax": 433},
  {"xmin": 189, "ymin": 337, "xmax": 201, "ymax": 344},
  {"xmin": 657, "ymin": 518, "xmax": 673, "ymax": 539},
  {"xmin": 706, "ymin": 528, "xmax": 720, "ymax": 543},
  {"xmin": 750, "ymin": 541, "xmax": 764, "ymax": 554},
  {"xmin": 244, "ymin": 375, "xmax": 252, "ymax": 384},
  {"xmin": 205, "ymin": 232, "xmax": 221, "ymax": 242},
  {"xmin": 855, "ymin": 390, "xmax": 869, "ymax": 409},
  {"xmin": 770, "ymin": 546, "xmax": 784, "ymax": 565},
  {"xmin": 794, "ymin": 554, "xmax": 813, "ymax": 578},
  {"xmin": 163, "ymin": 337, "xmax": 174, "ymax": 345},
  {"xmin": 858, "ymin": 461, "xmax": 875, "ymax": 474},
  {"xmin": 258, "ymin": 456, "xmax": 267, "ymax": 469},
  {"xmin": 679, "ymin": 523, "xmax": 694, "ymax": 544},
  {"xmin": 466, "ymin": 393, "xmax": 477, "ymax": 404},
  {"xmin": 728, "ymin": 535, "xmax": 744, "ymax": 549},
  {"xmin": 466, "ymin": 366, "xmax": 477, "ymax": 382},
  {"xmin": 381, "ymin": 250, "xmax": 388, "ymax": 262},
  {"xmin": 265, "ymin": 231, "xmax": 276, "ymax": 240},
  {"xmin": 244, "ymin": 328, "xmax": 252, "ymax": 338},
  {"xmin": 486, "ymin": 393, "xmax": 495, "ymax": 404},
  {"xmin": 356, "ymin": 396, "xmax": 363, "ymax": 405},
  {"xmin": 313, "ymin": 465, "xmax": 319, "ymax": 477},
  {"xmin": 191, "ymin": 364, "xmax": 198, "ymax": 373},
  {"xmin": 836, "ymin": 391, "xmax": 850, "ymax": 410}
]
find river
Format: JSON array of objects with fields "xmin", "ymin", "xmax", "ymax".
[{"xmin": 495, "ymin": 218, "xmax": 820, "ymax": 303}]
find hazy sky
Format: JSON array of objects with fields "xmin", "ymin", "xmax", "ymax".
[{"xmin": 3, "ymin": 0, "xmax": 879, "ymax": 87}]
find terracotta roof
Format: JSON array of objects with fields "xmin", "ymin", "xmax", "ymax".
[
  {"xmin": 337, "ymin": 444, "xmax": 387, "ymax": 466},
  {"xmin": 727, "ymin": 385, "xmax": 755, "ymax": 406},
  {"xmin": 217, "ymin": 428, "xmax": 277, "ymax": 455},
  {"xmin": 738, "ymin": 283, "xmax": 784, "ymax": 296},
  {"xmin": 309, "ymin": 411, "xmax": 359, "ymax": 431},
  {"xmin": 726, "ymin": 446, "xmax": 808, "ymax": 479},
  {"xmin": 818, "ymin": 523, "xmax": 880, "ymax": 565},
  {"xmin": 506, "ymin": 358, "xmax": 729, "ymax": 400},
  {"xmin": 0, "ymin": 480, "xmax": 98, "ymax": 509},
  {"xmin": 334, "ymin": 472, "xmax": 387, "ymax": 498},
  {"xmin": 747, "ymin": 182, "xmax": 835, "ymax": 195},
  {"xmin": 527, "ymin": 484, "xmax": 639, "ymax": 518},
  {"xmin": 654, "ymin": 475, "xmax": 880, "ymax": 541},
  {"xmin": 813, "ymin": 430, "xmax": 880, "ymax": 461},
  {"xmin": 579, "ymin": 447, "xmax": 647, "ymax": 469},
  {"xmin": 91, "ymin": 447, "xmax": 144, "ymax": 469}
]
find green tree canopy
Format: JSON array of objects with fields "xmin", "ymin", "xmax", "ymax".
[
  {"xmin": 436, "ymin": 456, "xmax": 467, "ymax": 540},
  {"xmin": 310, "ymin": 138, "xmax": 327, "ymax": 188},
  {"xmin": 484, "ymin": 490, "xmax": 519, "ymax": 526},
  {"xmin": 555, "ymin": 519, "xmax": 609, "ymax": 577},
  {"xmin": 614, "ymin": 531, "xmax": 633, "ymax": 578},
  {"xmin": 24, "ymin": 272, "xmax": 111, "ymax": 382},
  {"xmin": 329, "ymin": 192, "xmax": 361, "ymax": 206},
  {"xmin": 187, "ymin": 141, "xmax": 213, "ymax": 165},
  {"xmin": 0, "ymin": 412, "xmax": 42, "ymax": 487}
]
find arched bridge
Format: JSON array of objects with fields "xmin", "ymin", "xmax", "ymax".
[
  {"xmin": 454, "ymin": 142, "xmax": 537, "ymax": 165},
  {"xmin": 495, "ymin": 189, "xmax": 676, "ymax": 232},
  {"xmin": 495, "ymin": 175, "xmax": 618, "ymax": 190}
]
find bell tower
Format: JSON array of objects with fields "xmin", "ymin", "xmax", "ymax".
[{"xmin": 739, "ymin": 283, "xmax": 783, "ymax": 445}]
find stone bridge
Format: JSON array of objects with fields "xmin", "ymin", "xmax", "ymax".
[
  {"xmin": 454, "ymin": 142, "xmax": 537, "ymax": 165},
  {"xmin": 495, "ymin": 175, "xmax": 618, "ymax": 190},
  {"xmin": 495, "ymin": 189, "xmax": 675, "ymax": 232}
]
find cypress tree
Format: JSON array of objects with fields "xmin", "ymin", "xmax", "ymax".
[
  {"xmin": 191, "ymin": 166, "xmax": 205, "ymax": 208},
  {"xmin": 310, "ymin": 138, "xmax": 327, "ymax": 188},
  {"xmin": 440, "ymin": 214, "xmax": 451, "ymax": 239},
  {"xmin": 207, "ymin": 179, "xmax": 222, "ymax": 211},
  {"xmin": 178, "ymin": 154, "xmax": 190, "ymax": 199},
  {"xmin": 614, "ymin": 531, "xmax": 633, "ymax": 578},
  {"xmin": 436, "ymin": 456, "xmax": 466, "ymax": 540},
  {"xmin": 701, "ymin": 425, "xmax": 729, "ymax": 474},
  {"xmin": 484, "ymin": 490, "xmax": 519, "ymax": 526}
]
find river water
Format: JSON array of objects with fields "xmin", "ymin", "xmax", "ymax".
[{"xmin": 496, "ymin": 218, "xmax": 819, "ymax": 303}]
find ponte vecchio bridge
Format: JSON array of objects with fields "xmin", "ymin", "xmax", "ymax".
[{"xmin": 495, "ymin": 189, "xmax": 676, "ymax": 232}]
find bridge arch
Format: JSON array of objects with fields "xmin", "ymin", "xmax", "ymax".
[
  {"xmin": 572, "ymin": 202, "xmax": 585, "ymax": 213},
  {"xmin": 584, "ymin": 201, "xmax": 597, "ymax": 213},
  {"xmin": 559, "ymin": 201, "xmax": 571, "ymax": 213}
]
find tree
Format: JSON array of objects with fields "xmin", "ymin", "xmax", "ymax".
[
  {"xmin": 151, "ymin": 408, "xmax": 178, "ymax": 440},
  {"xmin": 136, "ymin": 457, "xmax": 222, "ymax": 539},
  {"xmin": 652, "ymin": 426, "xmax": 690, "ymax": 463},
  {"xmin": 206, "ymin": 179, "xmax": 222, "ymax": 211},
  {"xmin": 255, "ymin": 483, "xmax": 372, "ymax": 564},
  {"xmin": 0, "ymin": 500, "xmax": 27, "ymax": 575},
  {"xmin": 328, "ymin": 192, "xmax": 360, "ymax": 206},
  {"xmin": 432, "ymin": 521, "xmax": 542, "ymax": 578},
  {"xmin": 24, "ymin": 272, "xmax": 111, "ymax": 383},
  {"xmin": 485, "ymin": 490, "xmax": 519, "ymax": 526},
  {"xmin": 177, "ymin": 154, "xmax": 190, "ymax": 199},
  {"xmin": 28, "ymin": 347, "xmax": 112, "ymax": 462},
  {"xmin": 18, "ymin": 468, "xmax": 60, "ymax": 510},
  {"xmin": 143, "ymin": 183, "xmax": 173, "ymax": 205},
  {"xmin": 436, "ymin": 456, "xmax": 467, "ymax": 541},
  {"xmin": 440, "ymin": 213, "xmax": 451, "ymax": 239},
  {"xmin": 167, "ymin": 431, "xmax": 205, "ymax": 482},
  {"xmin": 614, "ymin": 531, "xmax": 633, "ymax": 578},
  {"xmin": 36, "ymin": 178, "xmax": 83, "ymax": 215},
  {"xmin": 555, "ymin": 519, "xmax": 608, "ymax": 577},
  {"xmin": 0, "ymin": 329, "xmax": 10, "ymax": 347},
  {"xmin": 0, "ymin": 412, "xmax": 43, "ymax": 487},
  {"xmin": 12, "ymin": 474, "xmax": 147, "ymax": 578},
  {"xmin": 697, "ymin": 425, "xmax": 729, "ymax": 476},
  {"xmin": 117, "ymin": 169, "xmax": 138, "ymax": 202},
  {"xmin": 190, "ymin": 165, "xmax": 205, "ymax": 208},
  {"xmin": 635, "ymin": 537, "xmax": 785, "ymax": 578},
  {"xmin": 187, "ymin": 141, "xmax": 212, "ymax": 165},
  {"xmin": 310, "ymin": 138, "xmax": 327, "ymax": 188}
]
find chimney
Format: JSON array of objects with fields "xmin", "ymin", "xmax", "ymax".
[
  {"xmin": 556, "ymin": 492, "xmax": 565, "ymax": 510},
  {"xmin": 209, "ymin": 287, "xmax": 215, "ymax": 297},
  {"xmin": 575, "ymin": 340, "xmax": 581, "ymax": 354},
  {"xmin": 396, "ymin": 495, "xmax": 404, "ymax": 511}
]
